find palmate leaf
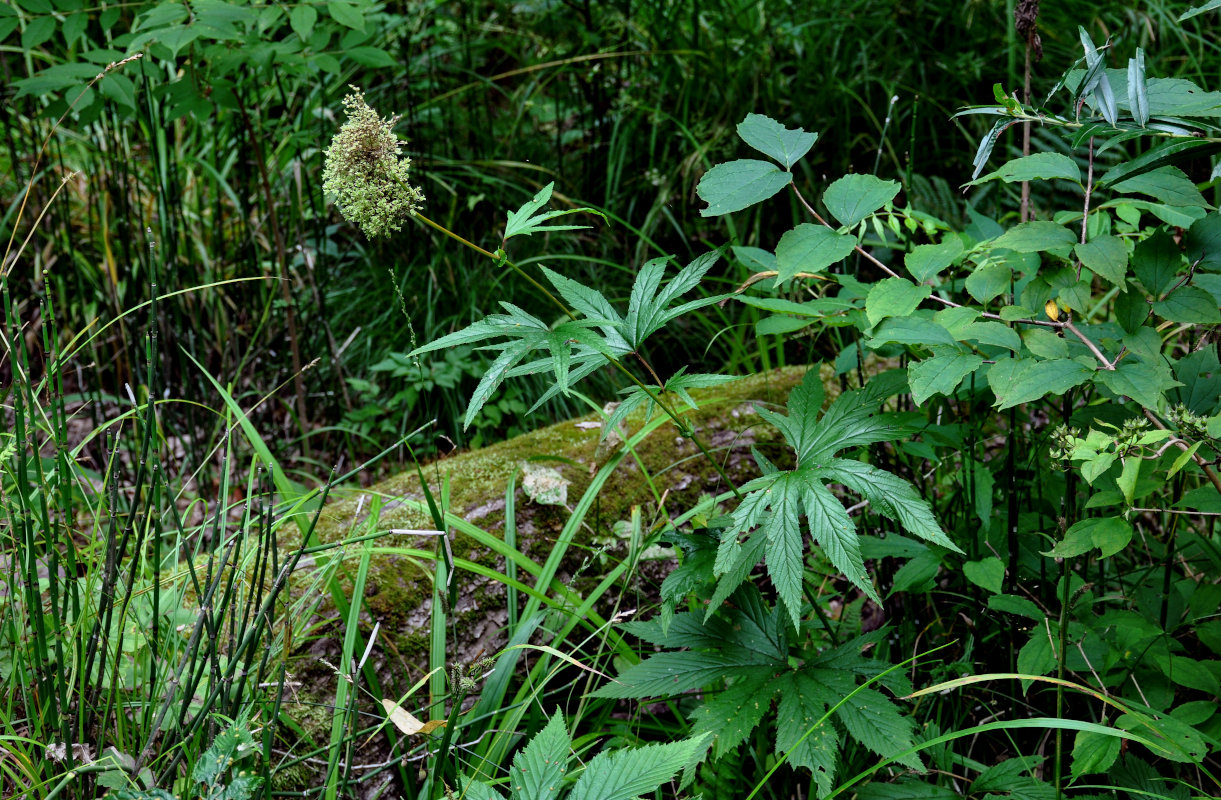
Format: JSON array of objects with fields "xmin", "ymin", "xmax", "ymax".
[
  {"xmin": 713, "ymin": 368, "xmax": 958, "ymax": 624},
  {"xmin": 503, "ymin": 182, "xmax": 604, "ymax": 242}
]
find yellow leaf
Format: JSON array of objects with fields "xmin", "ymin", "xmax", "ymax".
[
  {"xmin": 1044, "ymin": 298, "xmax": 1060, "ymax": 321},
  {"xmin": 380, "ymin": 699, "xmax": 446, "ymax": 737}
]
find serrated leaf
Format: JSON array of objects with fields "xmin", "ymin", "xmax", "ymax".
[
  {"xmin": 766, "ymin": 474, "xmax": 808, "ymax": 625},
  {"xmin": 987, "ymin": 358, "xmax": 1094, "ymax": 410},
  {"xmin": 1112, "ymin": 166, "xmax": 1208, "ymax": 208},
  {"xmin": 697, "ymin": 159, "xmax": 792, "ymax": 216},
  {"xmin": 693, "ymin": 672, "xmax": 776, "ymax": 758},
  {"xmin": 1131, "ymin": 228, "xmax": 1181, "ymax": 297},
  {"xmin": 821, "ymin": 458, "xmax": 960, "ymax": 552},
  {"xmin": 965, "ymin": 261, "xmax": 1013, "ymax": 303},
  {"xmin": 1184, "ymin": 211, "xmax": 1221, "ymax": 271},
  {"xmin": 866, "ymin": 277, "xmax": 931, "ymax": 327},
  {"xmin": 865, "ymin": 317, "xmax": 957, "ymax": 349},
  {"xmin": 1072, "ymin": 730, "xmax": 1122, "ymax": 780},
  {"xmin": 504, "ymin": 182, "xmax": 599, "ymax": 241},
  {"xmin": 905, "ymin": 237, "xmax": 964, "ymax": 283},
  {"xmin": 508, "ymin": 712, "xmax": 569, "ymax": 800},
  {"xmin": 1100, "ymin": 138, "xmax": 1221, "ymax": 187},
  {"xmin": 1017, "ymin": 628, "xmax": 1056, "ymax": 682},
  {"xmin": 775, "ymin": 224, "xmax": 856, "ymax": 283},
  {"xmin": 776, "ymin": 674, "xmax": 838, "ymax": 794},
  {"xmin": 907, "ymin": 350, "xmax": 984, "ymax": 405},
  {"xmin": 836, "ymin": 688, "xmax": 923, "ymax": 772},
  {"xmin": 568, "ymin": 735, "xmax": 709, "ymax": 800},
  {"xmin": 823, "ymin": 174, "xmax": 901, "ymax": 227},
  {"xmin": 736, "ymin": 113, "xmax": 818, "ymax": 169},
  {"xmin": 1098, "ymin": 359, "xmax": 1180, "ymax": 410},
  {"xmin": 804, "ymin": 480, "xmax": 876, "ymax": 605},
  {"xmin": 1152, "ymin": 286, "xmax": 1221, "ymax": 323},
  {"xmin": 969, "ymin": 152, "xmax": 1082, "ymax": 185},
  {"xmin": 990, "ymin": 222, "xmax": 1077, "ymax": 253},
  {"xmin": 1075, "ymin": 235, "xmax": 1128, "ymax": 286}
]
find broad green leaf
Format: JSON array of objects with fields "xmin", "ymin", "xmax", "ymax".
[
  {"xmin": 990, "ymin": 221, "xmax": 1077, "ymax": 253},
  {"xmin": 1114, "ymin": 290, "xmax": 1149, "ymax": 333},
  {"xmin": 1184, "ymin": 211, "xmax": 1221, "ymax": 271},
  {"xmin": 736, "ymin": 113, "xmax": 818, "ymax": 170},
  {"xmin": 289, "ymin": 4, "xmax": 316, "ymax": 40},
  {"xmin": 1022, "ymin": 328, "xmax": 1069, "ymax": 360},
  {"xmin": 1132, "ymin": 228, "xmax": 1181, "ymax": 296},
  {"xmin": 987, "ymin": 358, "xmax": 1094, "ymax": 410},
  {"xmin": 1017, "ymin": 629, "xmax": 1056, "ymax": 683},
  {"xmin": 508, "ymin": 712, "xmax": 569, "ymax": 800},
  {"xmin": 965, "ymin": 261, "xmax": 1013, "ymax": 303},
  {"xmin": 989, "ymin": 594, "xmax": 1043, "ymax": 620},
  {"xmin": 866, "ymin": 277, "xmax": 931, "ymax": 327},
  {"xmin": 1072, "ymin": 730, "xmax": 1122, "ymax": 779},
  {"xmin": 963, "ymin": 557, "xmax": 1005, "ymax": 594},
  {"xmin": 346, "ymin": 46, "xmax": 396, "ymax": 67},
  {"xmin": 697, "ymin": 159, "xmax": 792, "ymax": 216},
  {"xmin": 969, "ymin": 152, "xmax": 1081, "ymax": 185},
  {"xmin": 326, "ymin": 0, "xmax": 364, "ymax": 30},
  {"xmin": 1100, "ymin": 138, "xmax": 1221, "ymax": 187},
  {"xmin": 823, "ymin": 174, "xmax": 901, "ymax": 227},
  {"xmin": 1074, "ymin": 235, "xmax": 1128, "ymax": 286},
  {"xmin": 1112, "ymin": 166, "xmax": 1208, "ymax": 208},
  {"xmin": 865, "ymin": 317, "xmax": 957, "ymax": 349},
  {"xmin": 733, "ymin": 245, "xmax": 778, "ymax": 271},
  {"xmin": 22, "ymin": 15, "xmax": 56, "ymax": 48},
  {"xmin": 1152, "ymin": 286, "xmax": 1221, "ymax": 323},
  {"xmin": 907, "ymin": 349, "xmax": 984, "ymax": 405},
  {"xmin": 905, "ymin": 237, "xmax": 964, "ymax": 284},
  {"xmin": 1089, "ymin": 517, "xmax": 1133, "ymax": 558},
  {"xmin": 775, "ymin": 224, "xmax": 856, "ymax": 283},
  {"xmin": 568, "ymin": 735, "xmax": 708, "ymax": 800},
  {"xmin": 1098, "ymin": 359, "xmax": 1181, "ymax": 410}
]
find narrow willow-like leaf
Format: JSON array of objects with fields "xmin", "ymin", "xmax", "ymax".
[{"xmin": 1128, "ymin": 48, "xmax": 1149, "ymax": 126}]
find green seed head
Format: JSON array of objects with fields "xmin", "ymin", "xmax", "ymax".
[{"xmin": 323, "ymin": 86, "xmax": 424, "ymax": 239}]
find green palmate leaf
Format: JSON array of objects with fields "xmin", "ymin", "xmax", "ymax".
[
  {"xmin": 736, "ymin": 113, "xmax": 818, "ymax": 170},
  {"xmin": 821, "ymin": 459, "xmax": 959, "ymax": 551},
  {"xmin": 836, "ymin": 688, "xmax": 923, "ymax": 772},
  {"xmin": 1111, "ymin": 166, "xmax": 1208, "ymax": 208},
  {"xmin": 694, "ymin": 672, "xmax": 776, "ymax": 758},
  {"xmin": 987, "ymin": 358, "xmax": 1095, "ymax": 410},
  {"xmin": 697, "ymin": 159, "xmax": 793, "ymax": 216},
  {"xmin": 503, "ymin": 182, "xmax": 600, "ymax": 241},
  {"xmin": 866, "ymin": 277, "xmax": 931, "ymax": 327},
  {"xmin": 968, "ymin": 152, "xmax": 1082, "ymax": 186},
  {"xmin": 775, "ymin": 224, "xmax": 856, "ymax": 283},
  {"xmin": 776, "ymin": 675, "xmax": 838, "ymax": 794},
  {"xmin": 1132, "ymin": 228, "xmax": 1182, "ymax": 296},
  {"xmin": 803, "ymin": 480, "xmax": 873, "ymax": 606},
  {"xmin": 990, "ymin": 221, "xmax": 1077, "ymax": 253},
  {"xmin": 907, "ymin": 348, "xmax": 985, "ymax": 405},
  {"xmin": 1075, "ymin": 235, "xmax": 1128, "ymax": 286},
  {"xmin": 965, "ymin": 261, "xmax": 1013, "ymax": 303},
  {"xmin": 1153, "ymin": 286, "xmax": 1221, "ymax": 323},
  {"xmin": 823, "ymin": 174, "xmax": 901, "ymax": 227},
  {"xmin": 568, "ymin": 735, "xmax": 709, "ymax": 800},
  {"xmin": 508, "ymin": 712, "xmax": 570, "ymax": 800},
  {"xmin": 905, "ymin": 237, "xmax": 964, "ymax": 284}
]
